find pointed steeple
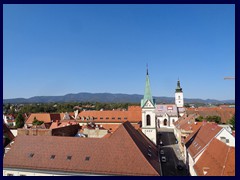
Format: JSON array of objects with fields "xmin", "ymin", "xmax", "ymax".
[
  {"xmin": 175, "ymin": 79, "xmax": 183, "ymax": 92},
  {"xmin": 141, "ymin": 66, "xmax": 154, "ymax": 107}
]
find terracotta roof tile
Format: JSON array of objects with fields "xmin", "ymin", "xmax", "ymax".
[
  {"xmin": 78, "ymin": 106, "xmax": 141, "ymax": 123},
  {"xmin": 186, "ymin": 107, "xmax": 235, "ymax": 123},
  {"xmin": 194, "ymin": 138, "xmax": 235, "ymax": 176},
  {"xmin": 185, "ymin": 123, "xmax": 223, "ymax": 159},
  {"xmin": 3, "ymin": 121, "xmax": 160, "ymax": 176}
]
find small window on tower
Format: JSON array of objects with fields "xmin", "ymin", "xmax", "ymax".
[
  {"xmin": 178, "ymin": 96, "xmax": 180, "ymax": 99},
  {"xmin": 146, "ymin": 115, "xmax": 151, "ymax": 126}
]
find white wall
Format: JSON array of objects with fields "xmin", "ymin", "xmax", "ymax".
[
  {"xmin": 157, "ymin": 115, "xmax": 178, "ymax": 128},
  {"xmin": 142, "ymin": 103, "xmax": 157, "ymax": 144},
  {"xmin": 3, "ymin": 169, "xmax": 100, "ymax": 176},
  {"xmin": 175, "ymin": 92, "xmax": 184, "ymax": 108},
  {"xmin": 215, "ymin": 128, "xmax": 235, "ymax": 147}
]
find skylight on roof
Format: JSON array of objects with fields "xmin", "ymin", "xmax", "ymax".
[
  {"xmin": 28, "ymin": 153, "xmax": 34, "ymax": 158},
  {"xmin": 85, "ymin": 156, "xmax": 90, "ymax": 161},
  {"xmin": 67, "ymin": 156, "xmax": 72, "ymax": 160},
  {"xmin": 50, "ymin": 155, "xmax": 55, "ymax": 160}
]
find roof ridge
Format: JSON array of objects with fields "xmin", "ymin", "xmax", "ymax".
[{"xmin": 221, "ymin": 145, "xmax": 231, "ymax": 176}]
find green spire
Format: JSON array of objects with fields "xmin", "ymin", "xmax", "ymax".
[
  {"xmin": 141, "ymin": 67, "xmax": 154, "ymax": 107},
  {"xmin": 175, "ymin": 79, "xmax": 183, "ymax": 92}
]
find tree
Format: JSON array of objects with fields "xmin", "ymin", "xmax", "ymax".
[
  {"xmin": 195, "ymin": 116, "xmax": 204, "ymax": 122},
  {"xmin": 32, "ymin": 117, "xmax": 44, "ymax": 125},
  {"xmin": 15, "ymin": 113, "xmax": 25, "ymax": 128},
  {"xmin": 206, "ymin": 115, "xmax": 221, "ymax": 124},
  {"xmin": 228, "ymin": 114, "xmax": 235, "ymax": 130}
]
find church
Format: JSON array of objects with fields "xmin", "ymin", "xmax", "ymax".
[{"xmin": 141, "ymin": 68, "xmax": 186, "ymax": 144}]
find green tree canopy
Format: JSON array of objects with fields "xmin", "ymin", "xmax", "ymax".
[
  {"xmin": 15, "ymin": 113, "xmax": 25, "ymax": 128},
  {"xmin": 206, "ymin": 115, "xmax": 221, "ymax": 124},
  {"xmin": 228, "ymin": 114, "xmax": 235, "ymax": 130},
  {"xmin": 32, "ymin": 117, "xmax": 44, "ymax": 126}
]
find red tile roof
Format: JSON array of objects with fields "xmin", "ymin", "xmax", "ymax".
[
  {"xmin": 174, "ymin": 114, "xmax": 202, "ymax": 133},
  {"xmin": 3, "ymin": 121, "xmax": 160, "ymax": 176},
  {"xmin": 185, "ymin": 123, "xmax": 223, "ymax": 159},
  {"xmin": 26, "ymin": 113, "xmax": 57, "ymax": 124},
  {"xmin": 186, "ymin": 107, "xmax": 235, "ymax": 124},
  {"xmin": 78, "ymin": 106, "xmax": 141, "ymax": 123},
  {"xmin": 194, "ymin": 138, "xmax": 235, "ymax": 176}
]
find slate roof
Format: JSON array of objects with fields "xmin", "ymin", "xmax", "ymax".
[
  {"xmin": 3, "ymin": 121, "xmax": 160, "ymax": 176},
  {"xmin": 194, "ymin": 138, "xmax": 235, "ymax": 176}
]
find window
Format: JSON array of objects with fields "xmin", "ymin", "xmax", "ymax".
[
  {"xmin": 50, "ymin": 155, "xmax": 55, "ymax": 159},
  {"xmin": 164, "ymin": 119, "xmax": 167, "ymax": 126},
  {"xmin": 29, "ymin": 153, "xmax": 34, "ymax": 158},
  {"xmin": 100, "ymin": 117, "xmax": 103, "ymax": 120},
  {"xmin": 20, "ymin": 174, "xmax": 26, "ymax": 176},
  {"xmin": 67, "ymin": 156, "xmax": 72, "ymax": 160},
  {"xmin": 7, "ymin": 174, "xmax": 14, "ymax": 176},
  {"xmin": 106, "ymin": 117, "xmax": 109, "ymax": 120},
  {"xmin": 118, "ymin": 117, "xmax": 121, "ymax": 120},
  {"xmin": 178, "ymin": 96, "xmax": 180, "ymax": 99},
  {"xmin": 112, "ymin": 117, "xmax": 115, "ymax": 120},
  {"xmin": 146, "ymin": 115, "xmax": 151, "ymax": 126},
  {"xmin": 85, "ymin": 156, "xmax": 90, "ymax": 161},
  {"xmin": 124, "ymin": 117, "xmax": 127, "ymax": 120},
  {"xmin": 220, "ymin": 137, "xmax": 229, "ymax": 144}
]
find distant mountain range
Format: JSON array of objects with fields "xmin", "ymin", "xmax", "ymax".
[{"xmin": 3, "ymin": 92, "xmax": 235, "ymax": 104}]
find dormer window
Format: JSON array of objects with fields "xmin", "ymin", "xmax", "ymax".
[
  {"xmin": 67, "ymin": 156, "xmax": 72, "ymax": 160},
  {"xmin": 50, "ymin": 155, "xmax": 55, "ymax": 159}
]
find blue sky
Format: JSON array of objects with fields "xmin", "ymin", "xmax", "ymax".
[{"xmin": 3, "ymin": 4, "xmax": 235, "ymax": 100}]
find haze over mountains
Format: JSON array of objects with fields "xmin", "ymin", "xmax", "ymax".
[{"xmin": 3, "ymin": 93, "xmax": 235, "ymax": 104}]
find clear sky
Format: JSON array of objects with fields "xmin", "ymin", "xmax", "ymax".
[{"xmin": 3, "ymin": 4, "xmax": 235, "ymax": 100}]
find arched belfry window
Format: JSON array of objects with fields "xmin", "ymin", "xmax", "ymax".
[{"xmin": 146, "ymin": 115, "xmax": 151, "ymax": 126}]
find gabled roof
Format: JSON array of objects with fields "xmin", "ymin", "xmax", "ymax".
[
  {"xmin": 78, "ymin": 106, "xmax": 141, "ymax": 123},
  {"xmin": 25, "ymin": 113, "xmax": 50, "ymax": 124},
  {"xmin": 194, "ymin": 138, "xmax": 235, "ymax": 176},
  {"xmin": 25, "ymin": 113, "xmax": 61, "ymax": 124},
  {"xmin": 185, "ymin": 123, "xmax": 223, "ymax": 159},
  {"xmin": 3, "ymin": 121, "xmax": 160, "ymax": 176},
  {"xmin": 186, "ymin": 107, "xmax": 235, "ymax": 124},
  {"xmin": 174, "ymin": 114, "xmax": 202, "ymax": 133}
]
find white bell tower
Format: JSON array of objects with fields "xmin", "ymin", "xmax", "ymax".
[{"xmin": 175, "ymin": 79, "xmax": 184, "ymax": 108}]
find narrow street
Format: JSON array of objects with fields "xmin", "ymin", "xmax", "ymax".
[{"xmin": 158, "ymin": 128, "xmax": 189, "ymax": 176}]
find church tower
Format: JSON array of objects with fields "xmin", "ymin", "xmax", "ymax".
[
  {"xmin": 175, "ymin": 79, "xmax": 184, "ymax": 108},
  {"xmin": 141, "ymin": 67, "xmax": 157, "ymax": 145}
]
